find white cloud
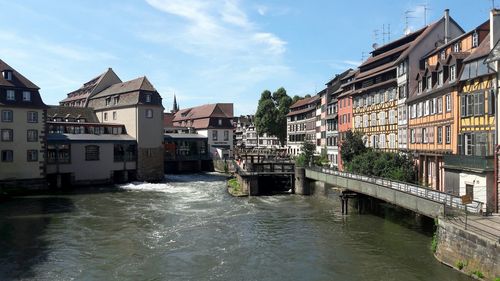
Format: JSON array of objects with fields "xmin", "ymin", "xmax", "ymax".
[
  {"xmin": 253, "ymin": 32, "xmax": 287, "ymax": 55},
  {"xmin": 256, "ymin": 5, "xmax": 268, "ymax": 16}
]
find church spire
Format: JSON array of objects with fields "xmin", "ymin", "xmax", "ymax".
[{"xmin": 172, "ymin": 94, "xmax": 178, "ymax": 113}]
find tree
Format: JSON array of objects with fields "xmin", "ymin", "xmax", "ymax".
[
  {"xmin": 254, "ymin": 87, "xmax": 292, "ymax": 146},
  {"xmin": 295, "ymin": 141, "xmax": 316, "ymax": 167},
  {"xmin": 292, "ymin": 95, "xmax": 302, "ymax": 104},
  {"xmin": 340, "ymin": 130, "xmax": 366, "ymax": 164}
]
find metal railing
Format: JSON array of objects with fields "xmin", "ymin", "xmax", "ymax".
[{"xmin": 306, "ymin": 166, "xmax": 484, "ymax": 214}]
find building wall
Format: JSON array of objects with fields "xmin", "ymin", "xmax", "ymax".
[
  {"xmin": 0, "ymin": 107, "xmax": 45, "ymax": 181},
  {"xmin": 46, "ymin": 142, "xmax": 136, "ymax": 182},
  {"xmin": 197, "ymin": 128, "xmax": 233, "ymax": 158}
]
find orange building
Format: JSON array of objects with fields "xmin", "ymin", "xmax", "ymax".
[
  {"xmin": 408, "ymin": 20, "xmax": 489, "ymax": 191},
  {"xmin": 337, "ymin": 70, "xmax": 357, "ymax": 170}
]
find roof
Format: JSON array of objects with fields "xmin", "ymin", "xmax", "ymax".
[
  {"xmin": 0, "ymin": 59, "xmax": 39, "ymax": 89},
  {"xmin": 289, "ymin": 95, "xmax": 319, "ymax": 109},
  {"xmin": 61, "ymin": 68, "xmax": 117, "ymax": 103},
  {"xmin": 173, "ymin": 103, "xmax": 234, "ymax": 121},
  {"xmin": 463, "ymin": 34, "xmax": 490, "ymax": 63},
  {"xmin": 91, "ymin": 76, "xmax": 157, "ymax": 99},
  {"xmin": 286, "ymin": 105, "xmax": 316, "ymax": 116},
  {"xmin": 356, "ymin": 61, "xmax": 396, "ymax": 81},
  {"xmin": 47, "ymin": 133, "xmax": 135, "ymax": 142},
  {"xmin": 164, "ymin": 133, "xmax": 207, "ymax": 140},
  {"xmin": 353, "ymin": 78, "xmax": 397, "ymax": 95},
  {"xmin": 360, "ymin": 42, "xmax": 411, "ymax": 68},
  {"xmin": 163, "ymin": 112, "xmax": 174, "ymax": 127},
  {"xmin": 47, "ymin": 106, "xmax": 99, "ymax": 123}
]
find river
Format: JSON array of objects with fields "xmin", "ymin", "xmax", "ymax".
[{"xmin": 0, "ymin": 173, "xmax": 470, "ymax": 281}]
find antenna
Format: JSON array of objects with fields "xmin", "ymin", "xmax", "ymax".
[
  {"xmin": 404, "ymin": 10, "xmax": 416, "ymax": 35},
  {"xmin": 419, "ymin": 3, "xmax": 431, "ymax": 26},
  {"xmin": 490, "ymin": 0, "xmax": 496, "ymax": 9},
  {"xmin": 382, "ymin": 24, "xmax": 391, "ymax": 43},
  {"xmin": 361, "ymin": 51, "xmax": 367, "ymax": 61},
  {"xmin": 373, "ymin": 29, "xmax": 380, "ymax": 44}
]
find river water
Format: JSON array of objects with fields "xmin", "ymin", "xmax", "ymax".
[{"xmin": 0, "ymin": 173, "xmax": 470, "ymax": 281}]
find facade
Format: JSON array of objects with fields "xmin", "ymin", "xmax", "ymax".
[
  {"xmin": 286, "ymin": 95, "xmax": 319, "ymax": 156},
  {"xmin": 46, "ymin": 106, "xmax": 136, "ymax": 186},
  {"xmin": 351, "ymin": 11, "xmax": 463, "ymax": 152},
  {"xmin": 337, "ymin": 70, "xmax": 357, "ymax": 171},
  {"xmin": 444, "ymin": 25, "xmax": 497, "ymax": 212},
  {"xmin": 233, "ymin": 115, "xmax": 280, "ymax": 149},
  {"xmin": 172, "ymin": 103, "xmax": 234, "ymax": 159},
  {"xmin": 0, "ymin": 59, "xmax": 47, "ymax": 189},
  {"xmin": 408, "ymin": 21, "xmax": 486, "ymax": 191},
  {"xmin": 62, "ymin": 72, "xmax": 165, "ymax": 182}
]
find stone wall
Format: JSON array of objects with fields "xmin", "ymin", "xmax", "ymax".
[
  {"xmin": 137, "ymin": 146, "xmax": 164, "ymax": 182},
  {"xmin": 435, "ymin": 218, "xmax": 500, "ymax": 280}
]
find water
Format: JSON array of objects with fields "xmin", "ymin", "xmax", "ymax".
[{"xmin": 0, "ymin": 173, "xmax": 470, "ymax": 281}]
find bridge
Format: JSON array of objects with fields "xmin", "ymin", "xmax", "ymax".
[{"xmin": 302, "ymin": 166, "xmax": 483, "ymax": 218}]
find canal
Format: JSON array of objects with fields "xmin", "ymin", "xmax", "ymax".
[{"xmin": 0, "ymin": 173, "xmax": 471, "ymax": 281}]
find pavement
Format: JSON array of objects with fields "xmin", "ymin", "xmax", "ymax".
[{"xmin": 447, "ymin": 213, "xmax": 500, "ymax": 243}]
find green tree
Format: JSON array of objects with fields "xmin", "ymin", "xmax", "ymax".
[
  {"xmin": 340, "ymin": 130, "xmax": 366, "ymax": 164},
  {"xmin": 254, "ymin": 87, "xmax": 292, "ymax": 146},
  {"xmin": 292, "ymin": 95, "xmax": 302, "ymax": 104}
]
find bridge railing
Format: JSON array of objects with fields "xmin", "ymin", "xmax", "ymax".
[{"xmin": 307, "ymin": 166, "xmax": 483, "ymax": 214}]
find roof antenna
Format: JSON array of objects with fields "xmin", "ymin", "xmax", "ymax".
[
  {"xmin": 419, "ymin": 3, "xmax": 431, "ymax": 26},
  {"xmin": 404, "ymin": 10, "xmax": 416, "ymax": 35},
  {"xmin": 382, "ymin": 24, "xmax": 391, "ymax": 43}
]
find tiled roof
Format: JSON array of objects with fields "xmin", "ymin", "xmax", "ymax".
[
  {"xmin": 463, "ymin": 34, "xmax": 490, "ymax": 62},
  {"xmin": 289, "ymin": 95, "xmax": 319, "ymax": 109},
  {"xmin": 356, "ymin": 61, "xmax": 396, "ymax": 81},
  {"xmin": 47, "ymin": 106, "xmax": 99, "ymax": 123},
  {"xmin": 360, "ymin": 42, "xmax": 411, "ymax": 68},
  {"xmin": 286, "ymin": 106, "xmax": 315, "ymax": 117},
  {"xmin": 173, "ymin": 103, "xmax": 234, "ymax": 121},
  {"xmin": 61, "ymin": 68, "xmax": 112, "ymax": 103},
  {"xmin": 0, "ymin": 59, "xmax": 39, "ymax": 89},
  {"xmin": 91, "ymin": 76, "xmax": 156, "ymax": 99}
]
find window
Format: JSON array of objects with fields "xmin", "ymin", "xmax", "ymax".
[
  {"xmin": 22, "ymin": 91, "xmax": 31, "ymax": 101},
  {"xmin": 112, "ymin": 96, "xmax": 119, "ymax": 105},
  {"xmin": 398, "ymin": 85, "xmax": 406, "ymax": 99},
  {"xmin": 410, "ymin": 129, "xmax": 415, "ymax": 144},
  {"xmin": 437, "ymin": 97, "xmax": 443, "ymax": 113},
  {"xmin": 418, "ymin": 80, "xmax": 423, "ymax": 93},
  {"xmin": 145, "ymin": 109, "xmax": 153, "ymax": 118},
  {"xmin": 27, "ymin": 150, "xmax": 38, "ymax": 162},
  {"xmin": 453, "ymin": 42, "xmax": 461, "ymax": 52},
  {"xmin": 113, "ymin": 111, "xmax": 117, "ymax": 120},
  {"xmin": 27, "ymin": 129, "xmax": 38, "ymax": 142},
  {"xmin": 445, "ymin": 126, "xmax": 451, "ymax": 144},
  {"xmin": 461, "ymin": 92, "xmax": 485, "ymax": 116},
  {"xmin": 27, "ymin": 111, "xmax": 38, "ymax": 123},
  {"xmin": 445, "ymin": 94, "xmax": 451, "ymax": 112},
  {"xmin": 440, "ymin": 50, "xmax": 446, "ymax": 60},
  {"xmin": 426, "ymin": 76, "xmax": 432, "ymax": 91},
  {"xmin": 145, "ymin": 94, "xmax": 152, "ymax": 103},
  {"xmin": 6, "ymin": 90, "xmax": 15, "ymax": 101},
  {"xmin": 450, "ymin": 65, "xmax": 456, "ymax": 82},
  {"xmin": 104, "ymin": 112, "xmax": 108, "ymax": 121},
  {"xmin": 417, "ymin": 102, "xmax": 422, "ymax": 117},
  {"xmin": 224, "ymin": 130, "xmax": 229, "ymax": 141},
  {"xmin": 398, "ymin": 61, "xmax": 407, "ymax": 76},
  {"xmin": 105, "ymin": 97, "xmax": 111, "ymax": 106},
  {"xmin": 437, "ymin": 127, "xmax": 443, "ymax": 144},
  {"xmin": 437, "ymin": 71, "xmax": 443, "ymax": 86},
  {"xmin": 85, "ymin": 145, "xmax": 100, "ymax": 161},
  {"xmin": 1, "ymin": 129, "xmax": 13, "ymax": 141},
  {"xmin": 466, "ymin": 184, "xmax": 474, "ymax": 198},
  {"xmin": 430, "ymin": 99, "xmax": 435, "ymax": 115},
  {"xmin": 218, "ymin": 119, "xmax": 222, "ymax": 126},
  {"xmin": 472, "ymin": 31, "xmax": 478, "ymax": 47},
  {"xmin": 1, "ymin": 150, "xmax": 13, "ymax": 162},
  {"xmin": 424, "ymin": 100, "xmax": 429, "ymax": 116},
  {"xmin": 3, "ymin": 70, "xmax": 12, "ymax": 81},
  {"xmin": 422, "ymin": 128, "xmax": 428, "ymax": 143},
  {"xmin": 212, "ymin": 130, "xmax": 218, "ymax": 141},
  {"xmin": 1, "ymin": 110, "xmax": 13, "ymax": 122}
]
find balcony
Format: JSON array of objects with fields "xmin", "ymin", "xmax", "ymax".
[{"xmin": 443, "ymin": 155, "xmax": 494, "ymax": 172}]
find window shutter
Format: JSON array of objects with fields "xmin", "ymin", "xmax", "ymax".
[{"xmin": 461, "ymin": 95, "xmax": 466, "ymax": 117}]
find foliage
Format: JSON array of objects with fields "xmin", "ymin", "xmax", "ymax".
[
  {"xmin": 292, "ymin": 95, "xmax": 302, "ymax": 104},
  {"xmin": 431, "ymin": 231, "xmax": 438, "ymax": 253},
  {"xmin": 314, "ymin": 147, "xmax": 329, "ymax": 166},
  {"xmin": 455, "ymin": 260, "xmax": 466, "ymax": 270},
  {"xmin": 254, "ymin": 87, "xmax": 292, "ymax": 146},
  {"xmin": 345, "ymin": 150, "xmax": 418, "ymax": 184},
  {"xmin": 295, "ymin": 154, "xmax": 307, "ymax": 167},
  {"xmin": 471, "ymin": 270, "xmax": 484, "ymax": 279},
  {"xmin": 340, "ymin": 130, "xmax": 367, "ymax": 164},
  {"xmin": 494, "ymin": 277, "xmax": 500, "ymax": 281},
  {"xmin": 227, "ymin": 178, "xmax": 246, "ymax": 197},
  {"xmin": 294, "ymin": 141, "xmax": 316, "ymax": 167}
]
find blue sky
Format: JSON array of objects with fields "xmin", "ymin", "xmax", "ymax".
[{"xmin": 0, "ymin": 0, "xmax": 493, "ymax": 115}]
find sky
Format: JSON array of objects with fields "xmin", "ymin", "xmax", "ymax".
[{"xmin": 0, "ymin": 0, "xmax": 495, "ymax": 115}]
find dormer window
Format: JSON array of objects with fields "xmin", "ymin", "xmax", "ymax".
[
  {"xmin": 426, "ymin": 76, "xmax": 432, "ymax": 91},
  {"xmin": 450, "ymin": 65, "xmax": 456, "ymax": 82},
  {"xmin": 6, "ymin": 90, "xmax": 15, "ymax": 101},
  {"xmin": 22, "ymin": 91, "xmax": 31, "ymax": 101},
  {"xmin": 440, "ymin": 50, "xmax": 446, "ymax": 60},
  {"xmin": 2, "ymin": 70, "xmax": 12, "ymax": 81},
  {"xmin": 453, "ymin": 42, "xmax": 461, "ymax": 52},
  {"xmin": 472, "ymin": 31, "xmax": 479, "ymax": 48},
  {"xmin": 105, "ymin": 97, "xmax": 111, "ymax": 106},
  {"xmin": 145, "ymin": 94, "xmax": 152, "ymax": 103},
  {"xmin": 113, "ymin": 96, "xmax": 119, "ymax": 105},
  {"xmin": 437, "ymin": 71, "xmax": 443, "ymax": 87},
  {"xmin": 418, "ymin": 80, "xmax": 423, "ymax": 93},
  {"xmin": 218, "ymin": 119, "xmax": 222, "ymax": 126}
]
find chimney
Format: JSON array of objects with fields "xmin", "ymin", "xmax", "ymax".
[
  {"xmin": 444, "ymin": 9, "xmax": 450, "ymax": 44},
  {"xmin": 490, "ymin": 9, "xmax": 500, "ymax": 51}
]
